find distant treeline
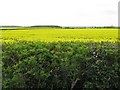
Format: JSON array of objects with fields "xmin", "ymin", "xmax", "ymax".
[
  {"xmin": 0, "ymin": 25, "xmax": 119, "ymax": 30},
  {"xmin": 30, "ymin": 25, "xmax": 62, "ymax": 28},
  {"xmin": 63, "ymin": 26, "xmax": 118, "ymax": 29}
]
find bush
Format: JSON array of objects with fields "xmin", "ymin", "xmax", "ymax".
[{"xmin": 2, "ymin": 41, "xmax": 120, "ymax": 89}]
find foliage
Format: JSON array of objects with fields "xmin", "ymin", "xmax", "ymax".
[{"xmin": 2, "ymin": 41, "xmax": 120, "ymax": 89}]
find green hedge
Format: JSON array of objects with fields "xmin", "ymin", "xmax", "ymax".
[{"xmin": 2, "ymin": 41, "xmax": 120, "ymax": 89}]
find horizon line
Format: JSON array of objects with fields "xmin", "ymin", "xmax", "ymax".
[{"xmin": 0, "ymin": 25, "xmax": 118, "ymax": 27}]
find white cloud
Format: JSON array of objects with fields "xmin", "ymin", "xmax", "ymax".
[{"xmin": 0, "ymin": 0, "xmax": 119, "ymax": 26}]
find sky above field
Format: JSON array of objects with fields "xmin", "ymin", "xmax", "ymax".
[{"xmin": 0, "ymin": 0, "xmax": 119, "ymax": 27}]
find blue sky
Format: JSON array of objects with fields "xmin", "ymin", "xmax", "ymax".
[{"xmin": 0, "ymin": 0, "xmax": 119, "ymax": 26}]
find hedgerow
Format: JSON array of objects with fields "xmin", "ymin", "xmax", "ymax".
[{"xmin": 2, "ymin": 41, "xmax": 120, "ymax": 89}]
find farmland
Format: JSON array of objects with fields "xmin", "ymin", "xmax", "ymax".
[
  {"xmin": 1, "ymin": 27, "xmax": 120, "ymax": 89},
  {"xmin": 2, "ymin": 28, "xmax": 118, "ymax": 43}
]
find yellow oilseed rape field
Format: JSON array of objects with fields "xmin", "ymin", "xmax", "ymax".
[{"xmin": 1, "ymin": 28, "xmax": 119, "ymax": 43}]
